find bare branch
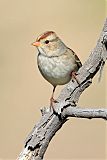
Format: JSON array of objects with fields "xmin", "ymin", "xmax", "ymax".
[
  {"xmin": 17, "ymin": 18, "xmax": 107, "ymax": 160},
  {"xmin": 63, "ymin": 107, "xmax": 107, "ymax": 120}
]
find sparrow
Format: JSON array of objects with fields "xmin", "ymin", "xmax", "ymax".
[{"xmin": 32, "ymin": 31, "xmax": 82, "ymax": 111}]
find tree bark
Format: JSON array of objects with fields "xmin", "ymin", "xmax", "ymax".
[{"xmin": 17, "ymin": 18, "xmax": 107, "ymax": 160}]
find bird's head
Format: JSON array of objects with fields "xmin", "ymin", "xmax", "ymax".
[{"xmin": 32, "ymin": 31, "xmax": 67, "ymax": 57}]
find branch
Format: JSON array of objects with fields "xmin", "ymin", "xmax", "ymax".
[
  {"xmin": 17, "ymin": 18, "xmax": 107, "ymax": 160},
  {"xmin": 63, "ymin": 107, "xmax": 107, "ymax": 120}
]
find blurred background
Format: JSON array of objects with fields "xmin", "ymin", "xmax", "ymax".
[{"xmin": 0, "ymin": 0, "xmax": 106, "ymax": 160}]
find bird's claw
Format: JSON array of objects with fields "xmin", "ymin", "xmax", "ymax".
[{"xmin": 50, "ymin": 97, "xmax": 58, "ymax": 112}]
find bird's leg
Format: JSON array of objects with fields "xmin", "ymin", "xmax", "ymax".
[
  {"xmin": 50, "ymin": 86, "xmax": 57, "ymax": 111},
  {"xmin": 71, "ymin": 71, "xmax": 80, "ymax": 85}
]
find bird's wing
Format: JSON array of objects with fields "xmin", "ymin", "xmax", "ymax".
[{"xmin": 67, "ymin": 47, "xmax": 82, "ymax": 69}]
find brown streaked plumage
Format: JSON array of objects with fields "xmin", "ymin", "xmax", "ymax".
[{"xmin": 32, "ymin": 31, "xmax": 82, "ymax": 112}]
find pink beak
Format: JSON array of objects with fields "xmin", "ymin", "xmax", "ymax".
[{"xmin": 31, "ymin": 41, "xmax": 40, "ymax": 47}]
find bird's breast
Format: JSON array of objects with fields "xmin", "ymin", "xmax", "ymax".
[{"xmin": 37, "ymin": 54, "xmax": 76, "ymax": 86}]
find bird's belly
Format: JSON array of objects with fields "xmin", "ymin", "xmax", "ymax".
[{"xmin": 37, "ymin": 55, "xmax": 76, "ymax": 86}]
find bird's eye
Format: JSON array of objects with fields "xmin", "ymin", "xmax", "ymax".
[{"xmin": 45, "ymin": 40, "xmax": 49, "ymax": 44}]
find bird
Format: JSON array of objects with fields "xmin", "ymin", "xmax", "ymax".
[{"xmin": 32, "ymin": 31, "xmax": 82, "ymax": 111}]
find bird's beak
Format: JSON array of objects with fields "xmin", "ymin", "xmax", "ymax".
[{"xmin": 31, "ymin": 41, "xmax": 40, "ymax": 47}]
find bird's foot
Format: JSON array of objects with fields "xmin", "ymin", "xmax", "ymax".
[
  {"xmin": 71, "ymin": 71, "xmax": 80, "ymax": 85},
  {"xmin": 50, "ymin": 97, "xmax": 58, "ymax": 112}
]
